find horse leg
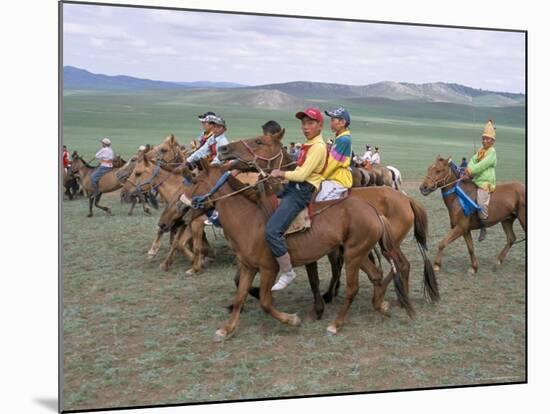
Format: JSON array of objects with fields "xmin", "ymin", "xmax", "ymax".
[
  {"xmin": 87, "ymin": 196, "xmax": 94, "ymax": 217},
  {"xmin": 434, "ymin": 226, "xmax": 466, "ymax": 273},
  {"xmin": 259, "ymin": 268, "xmax": 302, "ymax": 327},
  {"xmin": 94, "ymin": 193, "xmax": 111, "ymax": 215},
  {"xmin": 305, "ymin": 262, "xmax": 324, "ymax": 320},
  {"xmin": 147, "ymin": 229, "xmax": 164, "ymax": 259},
  {"xmin": 327, "ymin": 255, "xmax": 361, "ymax": 335},
  {"xmin": 214, "ymin": 265, "xmax": 257, "ymax": 342},
  {"xmin": 142, "ymin": 196, "xmax": 151, "ymax": 215},
  {"xmin": 188, "ymin": 221, "xmax": 205, "ymax": 275},
  {"xmin": 463, "ymin": 231, "xmax": 479, "ymax": 274},
  {"xmin": 496, "ymin": 219, "xmax": 517, "ymax": 266},
  {"xmin": 359, "ymin": 254, "xmax": 390, "ymax": 316},
  {"xmin": 160, "ymin": 226, "xmax": 186, "ymax": 271},
  {"xmin": 322, "ymin": 248, "xmax": 343, "ymax": 304},
  {"xmin": 397, "ymin": 248, "xmax": 412, "ymax": 305},
  {"xmin": 128, "ymin": 199, "xmax": 136, "ymax": 216}
]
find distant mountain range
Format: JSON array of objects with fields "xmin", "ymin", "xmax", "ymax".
[
  {"xmin": 63, "ymin": 66, "xmax": 525, "ymax": 107},
  {"xmin": 63, "ymin": 66, "xmax": 247, "ymax": 90}
]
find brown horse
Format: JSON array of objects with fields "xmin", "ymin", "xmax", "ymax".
[
  {"xmin": 70, "ymin": 154, "xmax": 126, "ymax": 217},
  {"xmin": 218, "ymin": 131, "xmax": 439, "ymax": 304},
  {"xmin": 419, "ymin": 156, "xmax": 526, "ymax": 273},
  {"xmin": 180, "ymin": 164, "xmax": 415, "ymax": 340},
  {"xmin": 63, "ymin": 167, "xmax": 79, "ymax": 200}
]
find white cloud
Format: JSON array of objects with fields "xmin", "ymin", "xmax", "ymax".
[{"xmin": 63, "ymin": 3, "xmax": 526, "ymax": 92}]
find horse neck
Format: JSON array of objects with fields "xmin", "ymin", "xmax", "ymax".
[
  {"xmin": 152, "ymin": 166, "xmax": 184, "ymax": 201},
  {"xmin": 440, "ymin": 167, "xmax": 464, "ymax": 214},
  {"xmin": 202, "ymin": 171, "xmax": 265, "ymax": 242},
  {"xmin": 216, "ymin": 190, "xmax": 265, "ymax": 247},
  {"xmin": 75, "ymin": 162, "xmax": 92, "ymax": 178}
]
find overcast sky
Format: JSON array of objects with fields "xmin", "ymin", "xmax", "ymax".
[{"xmin": 63, "ymin": 3, "xmax": 526, "ymax": 93}]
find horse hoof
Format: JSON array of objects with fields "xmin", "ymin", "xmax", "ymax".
[
  {"xmin": 213, "ymin": 329, "xmax": 233, "ymax": 342},
  {"xmin": 381, "ymin": 300, "xmax": 390, "ymax": 313},
  {"xmin": 160, "ymin": 262, "xmax": 169, "ymax": 271},
  {"xmin": 288, "ymin": 314, "xmax": 301, "ymax": 326},
  {"xmin": 326, "ymin": 325, "xmax": 338, "ymax": 336},
  {"xmin": 213, "ymin": 330, "xmax": 226, "ymax": 342},
  {"xmin": 87, "ymin": 214, "xmax": 93, "ymax": 218},
  {"xmin": 433, "ymin": 265, "xmax": 441, "ymax": 273},
  {"xmin": 185, "ymin": 268, "xmax": 196, "ymax": 275},
  {"xmin": 468, "ymin": 267, "xmax": 476, "ymax": 274}
]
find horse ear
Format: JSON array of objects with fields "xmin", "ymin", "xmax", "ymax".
[
  {"xmin": 170, "ymin": 134, "xmax": 175, "ymax": 144},
  {"xmin": 143, "ymin": 153, "xmax": 149, "ymax": 166},
  {"xmin": 272, "ymin": 128, "xmax": 285, "ymax": 141},
  {"xmin": 446, "ymin": 156, "xmax": 452, "ymax": 164}
]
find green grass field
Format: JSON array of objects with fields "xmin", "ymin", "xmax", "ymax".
[
  {"xmin": 62, "ymin": 90, "xmax": 526, "ymax": 411},
  {"xmin": 63, "ymin": 89, "xmax": 525, "ymax": 182}
]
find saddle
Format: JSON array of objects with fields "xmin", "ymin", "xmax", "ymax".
[
  {"xmin": 269, "ymin": 195, "xmax": 313, "ymax": 235},
  {"xmin": 271, "ymin": 189, "xmax": 349, "ymax": 235}
]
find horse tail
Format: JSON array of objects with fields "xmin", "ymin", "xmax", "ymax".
[
  {"xmin": 409, "ymin": 197, "xmax": 440, "ymax": 303},
  {"xmin": 378, "ymin": 215, "xmax": 416, "ymax": 319}
]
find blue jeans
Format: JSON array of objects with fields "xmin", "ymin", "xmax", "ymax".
[
  {"xmin": 90, "ymin": 166, "xmax": 112, "ymax": 193},
  {"xmin": 265, "ymin": 181, "xmax": 315, "ymax": 258}
]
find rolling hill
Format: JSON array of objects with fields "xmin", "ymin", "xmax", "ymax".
[{"xmin": 63, "ymin": 66, "xmax": 524, "ymax": 108}]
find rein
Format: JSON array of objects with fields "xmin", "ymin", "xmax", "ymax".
[
  {"xmin": 191, "ymin": 172, "xmax": 272, "ymax": 209},
  {"xmin": 423, "ymin": 167, "xmax": 464, "ymax": 193}
]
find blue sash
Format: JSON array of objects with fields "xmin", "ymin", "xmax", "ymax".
[{"xmin": 442, "ymin": 184, "xmax": 481, "ymax": 217}]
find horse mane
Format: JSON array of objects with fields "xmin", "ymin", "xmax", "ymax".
[{"xmin": 77, "ymin": 156, "xmax": 99, "ymax": 169}]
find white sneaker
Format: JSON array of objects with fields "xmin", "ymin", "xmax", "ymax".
[{"xmin": 271, "ymin": 269, "xmax": 297, "ymax": 291}]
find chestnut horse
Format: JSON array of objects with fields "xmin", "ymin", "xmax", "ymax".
[
  {"xmin": 180, "ymin": 164, "xmax": 414, "ymax": 340},
  {"xmin": 70, "ymin": 153, "xmax": 126, "ymax": 217},
  {"xmin": 419, "ymin": 156, "xmax": 525, "ymax": 273},
  {"xmin": 217, "ymin": 130, "xmax": 439, "ymax": 304}
]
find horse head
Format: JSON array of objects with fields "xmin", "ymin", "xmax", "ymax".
[
  {"xmin": 217, "ymin": 129, "xmax": 293, "ymax": 173},
  {"xmin": 419, "ymin": 155, "xmax": 455, "ymax": 195}
]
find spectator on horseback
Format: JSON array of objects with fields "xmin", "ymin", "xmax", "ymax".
[
  {"xmin": 62, "ymin": 145, "xmax": 70, "ymax": 171},
  {"xmin": 197, "ymin": 111, "xmax": 216, "ymax": 146},
  {"xmin": 361, "ymin": 144, "xmax": 373, "ymax": 163},
  {"xmin": 267, "ymin": 107, "xmax": 328, "ymax": 291},
  {"xmin": 371, "ymin": 146, "xmax": 381, "ymax": 165},
  {"xmin": 186, "ymin": 114, "xmax": 229, "ymax": 167},
  {"xmin": 316, "ymin": 107, "xmax": 353, "ymax": 201},
  {"xmin": 463, "ymin": 119, "xmax": 498, "ymax": 242},
  {"xmin": 90, "ymin": 137, "xmax": 114, "ymax": 197}
]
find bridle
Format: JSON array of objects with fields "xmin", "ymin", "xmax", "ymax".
[
  {"xmin": 235, "ymin": 140, "xmax": 296, "ymax": 177},
  {"xmin": 125, "ymin": 146, "xmax": 186, "ymax": 196},
  {"xmin": 423, "ymin": 164, "xmax": 463, "ymax": 192}
]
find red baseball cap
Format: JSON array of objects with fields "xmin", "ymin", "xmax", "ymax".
[{"xmin": 295, "ymin": 107, "xmax": 324, "ymax": 125}]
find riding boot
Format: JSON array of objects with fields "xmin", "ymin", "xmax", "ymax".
[
  {"xmin": 272, "ymin": 253, "xmax": 296, "ymax": 291},
  {"xmin": 478, "ymin": 219, "xmax": 488, "ymax": 242}
]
